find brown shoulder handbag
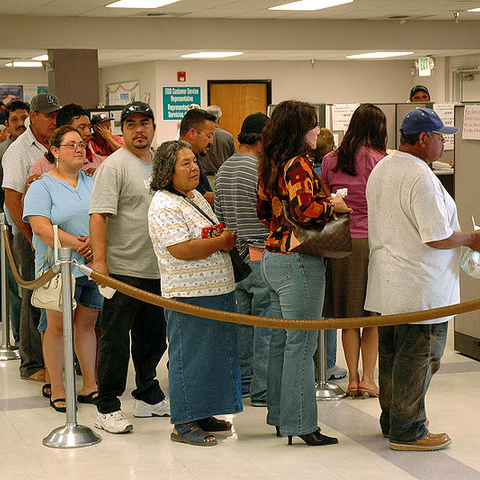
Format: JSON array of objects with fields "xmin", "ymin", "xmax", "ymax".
[{"xmin": 282, "ymin": 158, "xmax": 353, "ymax": 259}]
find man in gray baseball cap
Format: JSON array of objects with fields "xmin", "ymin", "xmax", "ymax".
[{"xmin": 2, "ymin": 92, "xmax": 60, "ymax": 383}]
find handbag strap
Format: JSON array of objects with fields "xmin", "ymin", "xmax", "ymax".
[{"xmin": 183, "ymin": 196, "xmax": 217, "ymax": 226}]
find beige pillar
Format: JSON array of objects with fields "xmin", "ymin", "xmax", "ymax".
[{"xmin": 47, "ymin": 49, "xmax": 99, "ymax": 109}]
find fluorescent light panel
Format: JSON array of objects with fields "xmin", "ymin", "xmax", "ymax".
[
  {"xmin": 107, "ymin": 0, "xmax": 179, "ymax": 8},
  {"xmin": 32, "ymin": 55, "xmax": 48, "ymax": 61},
  {"xmin": 6, "ymin": 61, "xmax": 43, "ymax": 67},
  {"xmin": 467, "ymin": 7, "xmax": 480, "ymax": 12},
  {"xmin": 181, "ymin": 52, "xmax": 244, "ymax": 59},
  {"xmin": 270, "ymin": 0, "xmax": 353, "ymax": 11},
  {"xmin": 346, "ymin": 51, "xmax": 414, "ymax": 59}
]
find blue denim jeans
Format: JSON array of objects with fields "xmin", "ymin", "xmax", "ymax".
[
  {"xmin": 236, "ymin": 260, "xmax": 272, "ymax": 402},
  {"xmin": 378, "ymin": 322, "xmax": 448, "ymax": 443},
  {"xmin": 261, "ymin": 250, "xmax": 325, "ymax": 436},
  {"xmin": 165, "ymin": 292, "xmax": 243, "ymax": 425}
]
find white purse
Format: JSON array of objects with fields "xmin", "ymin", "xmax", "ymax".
[{"xmin": 31, "ymin": 225, "xmax": 77, "ymax": 312}]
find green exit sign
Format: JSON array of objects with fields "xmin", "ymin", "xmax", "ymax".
[{"xmin": 418, "ymin": 57, "xmax": 431, "ymax": 77}]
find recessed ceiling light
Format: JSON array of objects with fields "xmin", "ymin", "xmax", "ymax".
[
  {"xmin": 6, "ymin": 61, "xmax": 43, "ymax": 68},
  {"xmin": 181, "ymin": 52, "xmax": 244, "ymax": 59},
  {"xmin": 31, "ymin": 55, "xmax": 48, "ymax": 61},
  {"xmin": 467, "ymin": 7, "xmax": 480, "ymax": 12},
  {"xmin": 107, "ymin": 0, "xmax": 179, "ymax": 8},
  {"xmin": 346, "ymin": 52, "xmax": 414, "ymax": 59},
  {"xmin": 269, "ymin": 0, "xmax": 353, "ymax": 11}
]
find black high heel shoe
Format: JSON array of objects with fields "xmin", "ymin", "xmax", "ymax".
[
  {"xmin": 287, "ymin": 428, "xmax": 338, "ymax": 446},
  {"xmin": 275, "ymin": 426, "xmax": 282, "ymax": 437}
]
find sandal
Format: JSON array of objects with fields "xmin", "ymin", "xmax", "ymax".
[
  {"xmin": 197, "ymin": 416, "xmax": 232, "ymax": 432},
  {"xmin": 42, "ymin": 383, "xmax": 52, "ymax": 399},
  {"xmin": 21, "ymin": 368, "xmax": 46, "ymax": 383},
  {"xmin": 77, "ymin": 391, "xmax": 99, "ymax": 404},
  {"xmin": 50, "ymin": 398, "xmax": 67, "ymax": 413},
  {"xmin": 171, "ymin": 422, "xmax": 217, "ymax": 446}
]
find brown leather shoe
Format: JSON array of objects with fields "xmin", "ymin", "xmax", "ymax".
[
  {"xmin": 389, "ymin": 432, "xmax": 452, "ymax": 451},
  {"xmin": 20, "ymin": 368, "xmax": 46, "ymax": 383}
]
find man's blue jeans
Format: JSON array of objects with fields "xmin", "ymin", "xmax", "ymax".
[
  {"xmin": 261, "ymin": 250, "xmax": 325, "ymax": 436},
  {"xmin": 378, "ymin": 322, "xmax": 448, "ymax": 442},
  {"xmin": 236, "ymin": 260, "xmax": 272, "ymax": 402}
]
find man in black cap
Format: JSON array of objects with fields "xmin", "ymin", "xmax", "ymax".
[
  {"xmin": 365, "ymin": 108, "xmax": 480, "ymax": 451},
  {"xmin": 2, "ymin": 93, "xmax": 60, "ymax": 382},
  {"xmin": 89, "ymin": 112, "xmax": 124, "ymax": 157},
  {"xmin": 89, "ymin": 101, "xmax": 169, "ymax": 434},
  {"xmin": 214, "ymin": 112, "xmax": 272, "ymax": 406},
  {"xmin": 409, "ymin": 85, "xmax": 431, "ymax": 102}
]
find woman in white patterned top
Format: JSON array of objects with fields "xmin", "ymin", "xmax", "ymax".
[{"xmin": 148, "ymin": 140, "xmax": 243, "ymax": 447}]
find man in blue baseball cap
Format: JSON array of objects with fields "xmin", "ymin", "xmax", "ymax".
[{"xmin": 364, "ymin": 108, "xmax": 480, "ymax": 451}]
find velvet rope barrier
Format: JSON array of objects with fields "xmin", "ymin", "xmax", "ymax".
[
  {"xmin": 3, "ymin": 230, "xmax": 56, "ymax": 290},
  {"xmin": 6, "ymin": 229, "xmax": 480, "ymax": 330},
  {"xmin": 87, "ymin": 268, "xmax": 480, "ymax": 331}
]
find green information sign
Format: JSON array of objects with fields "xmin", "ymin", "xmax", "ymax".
[{"xmin": 162, "ymin": 86, "xmax": 201, "ymax": 120}]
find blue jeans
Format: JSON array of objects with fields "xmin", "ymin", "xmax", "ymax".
[
  {"xmin": 261, "ymin": 250, "xmax": 325, "ymax": 436},
  {"xmin": 165, "ymin": 292, "xmax": 243, "ymax": 425},
  {"xmin": 236, "ymin": 260, "xmax": 272, "ymax": 402},
  {"xmin": 378, "ymin": 322, "xmax": 448, "ymax": 442}
]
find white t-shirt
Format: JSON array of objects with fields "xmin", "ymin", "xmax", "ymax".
[
  {"xmin": 364, "ymin": 150, "xmax": 461, "ymax": 324},
  {"xmin": 148, "ymin": 189, "xmax": 235, "ymax": 298}
]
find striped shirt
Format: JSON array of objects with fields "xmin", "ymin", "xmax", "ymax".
[
  {"xmin": 257, "ymin": 155, "xmax": 334, "ymax": 253},
  {"xmin": 214, "ymin": 153, "xmax": 270, "ymax": 260}
]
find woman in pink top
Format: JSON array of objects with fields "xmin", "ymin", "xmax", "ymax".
[{"xmin": 321, "ymin": 104, "xmax": 387, "ymax": 398}]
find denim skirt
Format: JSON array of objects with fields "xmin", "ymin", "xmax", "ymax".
[{"xmin": 165, "ymin": 291, "xmax": 243, "ymax": 425}]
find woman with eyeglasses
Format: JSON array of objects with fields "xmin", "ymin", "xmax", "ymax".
[{"xmin": 23, "ymin": 125, "xmax": 103, "ymax": 412}]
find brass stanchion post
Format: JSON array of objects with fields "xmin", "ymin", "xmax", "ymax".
[
  {"xmin": 43, "ymin": 247, "xmax": 101, "ymax": 448},
  {"xmin": 316, "ymin": 329, "xmax": 346, "ymax": 401},
  {"xmin": 0, "ymin": 213, "xmax": 19, "ymax": 361}
]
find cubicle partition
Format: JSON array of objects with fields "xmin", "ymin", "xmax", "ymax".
[{"xmin": 454, "ymin": 105, "xmax": 480, "ymax": 360}]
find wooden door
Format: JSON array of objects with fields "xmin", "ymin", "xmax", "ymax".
[{"xmin": 208, "ymin": 81, "xmax": 271, "ymax": 148}]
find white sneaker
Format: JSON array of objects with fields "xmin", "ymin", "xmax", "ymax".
[
  {"xmin": 326, "ymin": 365, "xmax": 347, "ymax": 380},
  {"xmin": 94, "ymin": 410, "xmax": 133, "ymax": 434},
  {"xmin": 134, "ymin": 397, "xmax": 170, "ymax": 418}
]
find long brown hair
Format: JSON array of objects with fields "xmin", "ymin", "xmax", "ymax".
[
  {"xmin": 258, "ymin": 100, "xmax": 317, "ymax": 195},
  {"xmin": 334, "ymin": 103, "xmax": 387, "ymax": 176}
]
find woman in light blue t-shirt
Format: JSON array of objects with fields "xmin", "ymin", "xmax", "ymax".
[{"xmin": 23, "ymin": 125, "xmax": 103, "ymax": 413}]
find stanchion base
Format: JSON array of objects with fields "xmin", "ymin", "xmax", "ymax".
[
  {"xmin": 0, "ymin": 347, "xmax": 20, "ymax": 361},
  {"xmin": 43, "ymin": 424, "xmax": 102, "ymax": 448},
  {"xmin": 316, "ymin": 381, "xmax": 347, "ymax": 401}
]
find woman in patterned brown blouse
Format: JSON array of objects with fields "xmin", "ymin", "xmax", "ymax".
[{"xmin": 257, "ymin": 100, "xmax": 351, "ymax": 446}]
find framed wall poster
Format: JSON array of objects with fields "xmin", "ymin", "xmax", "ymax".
[{"xmin": 106, "ymin": 80, "xmax": 140, "ymax": 106}]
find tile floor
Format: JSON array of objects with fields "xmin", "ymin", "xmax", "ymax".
[{"xmin": 1, "ymin": 322, "xmax": 480, "ymax": 480}]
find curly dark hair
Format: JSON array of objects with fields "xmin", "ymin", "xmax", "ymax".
[
  {"xmin": 334, "ymin": 104, "xmax": 387, "ymax": 176},
  {"xmin": 150, "ymin": 140, "xmax": 192, "ymax": 192},
  {"xmin": 258, "ymin": 100, "xmax": 317, "ymax": 195}
]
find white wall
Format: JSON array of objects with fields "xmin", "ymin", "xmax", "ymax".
[
  {"xmin": 101, "ymin": 58, "xmax": 439, "ymax": 145},
  {"xmin": 0, "ymin": 68, "xmax": 48, "ymax": 85}
]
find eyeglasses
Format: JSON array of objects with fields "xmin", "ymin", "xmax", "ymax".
[{"xmin": 59, "ymin": 141, "xmax": 86, "ymax": 150}]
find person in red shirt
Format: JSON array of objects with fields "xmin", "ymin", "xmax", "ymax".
[{"xmin": 89, "ymin": 113, "xmax": 124, "ymax": 157}]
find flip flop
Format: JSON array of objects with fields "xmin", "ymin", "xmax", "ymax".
[
  {"xmin": 197, "ymin": 416, "xmax": 232, "ymax": 432},
  {"xmin": 20, "ymin": 368, "xmax": 46, "ymax": 383},
  {"xmin": 77, "ymin": 391, "xmax": 99, "ymax": 404},
  {"xmin": 42, "ymin": 383, "xmax": 52, "ymax": 399},
  {"xmin": 50, "ymin": 398, "xmax": 67, "ymax": 413},
  {"xmin": 171, "ymin": 422, "xmax": 217, "ymax": 446}
]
